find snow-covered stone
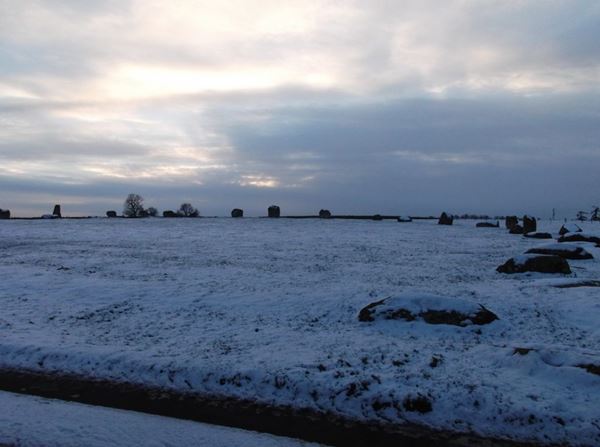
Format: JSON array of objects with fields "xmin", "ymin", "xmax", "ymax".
[
  {"xmin": 558, "ymin": 232, "xmax": 600, "ymax": 244},
  {"xmin": 526, "ymin": 243, "xmax": 593, "ymax": 260},
  {"xmin": 358, "ymin": 295, "xmax": 498, "ymax": 327}
]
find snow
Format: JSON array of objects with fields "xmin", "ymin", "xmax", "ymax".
[
  {"xmin": 0, "ymin": 391, "xmax": 320, "ymax": 447},
  {"xmin": 1, "ymin": 218, "xmax": 599, "ymax": 445}
]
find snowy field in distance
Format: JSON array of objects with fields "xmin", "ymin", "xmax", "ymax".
[{"xmin": 0, "ymin": 218, "xmax": 599, "ymax": 445}]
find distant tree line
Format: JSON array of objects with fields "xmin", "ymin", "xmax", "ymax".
[
  {"xmin": 452, "ymin": 214, "xmax": 505, "ymax": 220},
  {"xmin": 109, "ymin": 194, "xmax": 600, "ymax": 222},
  {"xmin": 118, "ymin": 194, "xmax": 200, "ymax": 218}
]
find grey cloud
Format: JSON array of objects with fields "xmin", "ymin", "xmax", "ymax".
[{"xmin": 218, "ymin": 94, "xmax": 600, "ymax": 162}]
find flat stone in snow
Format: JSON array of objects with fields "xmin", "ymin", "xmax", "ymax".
[
  {"xmin": 523, "ymin": 232, "xmax": 552, "ymax": 239},
  {"xmin": 526, "ymin": 243, "xmax": 593, "ymax": 260},
  {"xmin": 358, "ymin": 294, "xmax": 498, "ymax": 327},
  {"xmin": 558, "ymin": 232, "xmax": 600, "ymax": 245},
  {"xmin": 497, "ymin": 254, "xmax": 571, "ymax": 274}
]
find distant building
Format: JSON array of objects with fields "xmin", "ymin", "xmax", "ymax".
[
  {"xmin": 106, "ymin": 211, "xmax": 118, "ymax": 218},
  {"xmin": 0, "ymin": 208, "xmax": 10, "ymax": 219}
]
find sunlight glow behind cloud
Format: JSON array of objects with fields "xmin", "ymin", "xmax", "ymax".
[{"xmin": 102, "ymin": 64, "xmax": 335, "ymax": 99}]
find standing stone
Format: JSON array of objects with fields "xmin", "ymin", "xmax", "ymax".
[
  {"xmin": 438, "ymin": 212, "xmax": 453, "ymax": 225},
  {"xmin": 231, "ymin": 208, "xmax": 244, "ymax": 218},
  {"xmin": 0, "ymin": 209, "xmax": 10, "ymax": 219},
  {"xmin": 53, "ymin": 204, "xmax": 62, "ymax": 218},
  {"xmin": 106, "ymin": 211, "xmax": 117, "ymax": 218},
  {"xmin": 523, "ymin": 215, "xmax": 537, "ymax": 234},
  {"xmin": 268, "ymin": 205, "xmax": 280, "ymax": 218},
  {"xmin": 505, "ymin": 216, "xmax": 518, "ymax": 230}
]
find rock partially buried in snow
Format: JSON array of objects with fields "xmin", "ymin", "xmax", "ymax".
[
  {"xmin": 358, "ymin": 295, "xmax": 498, "ymax": 327},
  {"xmin": 497, "ymin": 254, "xmax": 571, "ymax": 274},
  {"xmin": 523, "ymin": 232, "xmax": 552, "ymax": 239},
  {"xmin": 526, "ymin": 243, "xmax": 593, "ymax": 260},
  {"xmin": 559, "ymin": 223, "xmax": 582, "ymax": 236},
  {"xmin": 558, "ymin": 233, "xmax": 600, "ymax": 245}
]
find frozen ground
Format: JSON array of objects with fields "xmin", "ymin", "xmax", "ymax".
[
  {"xmin": 0, "ymin": 218, "xmax": 599, "ymax": 445},
  {"xmin": 0, "ymin": 390, "xmax": 319, "ymax": 447}
]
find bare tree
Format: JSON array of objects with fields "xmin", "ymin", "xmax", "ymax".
[
  {"xmin": 178, "ymin": 203, "xmax": 199, "ymax": 217},
  {"xmin": 123, "ymin": 194, "xmax": 145, "ymax": 218}
]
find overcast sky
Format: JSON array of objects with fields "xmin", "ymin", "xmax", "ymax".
[{"xmin": 1, "ymin": 1, "xmax": 599, "ymax": 217}]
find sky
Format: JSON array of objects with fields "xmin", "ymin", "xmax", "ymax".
[{"xmin": 1, "ymin": 0, "xmax": 599, "ymax": 217}]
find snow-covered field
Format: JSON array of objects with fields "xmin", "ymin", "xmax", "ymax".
[{"xmin": 1, "ymin": 218, "xmax": 599, "ymax": 445}]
